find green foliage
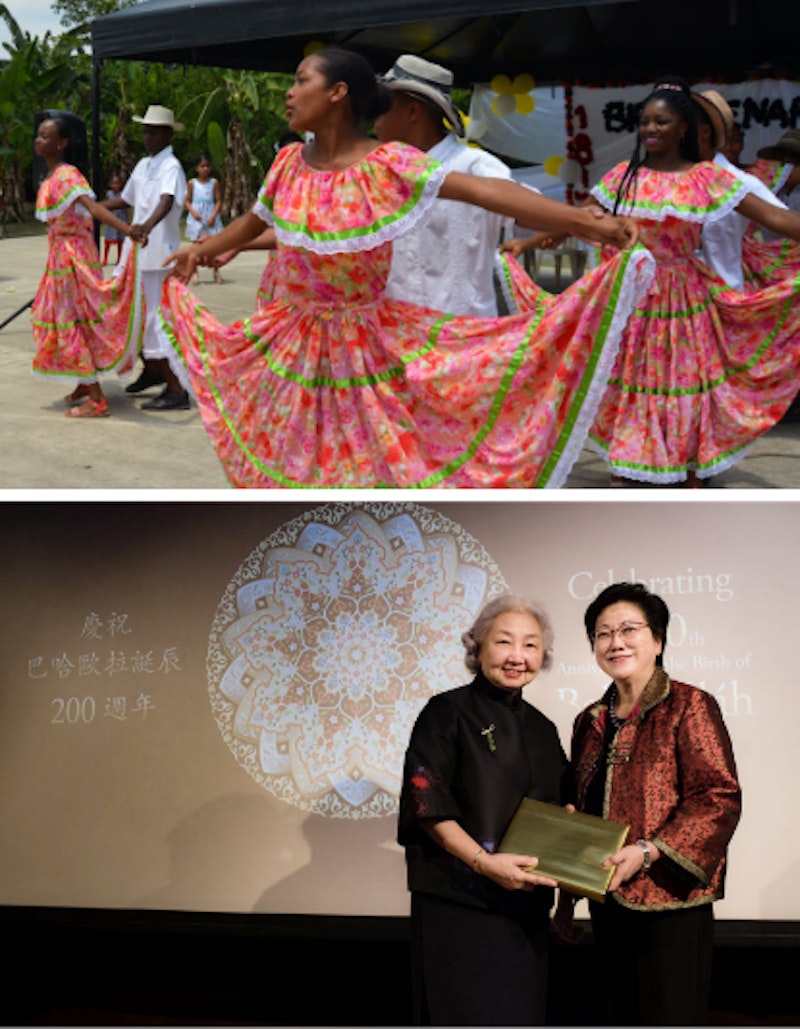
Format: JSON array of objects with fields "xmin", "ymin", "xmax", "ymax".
[
  {"xmin": 51, "ymin": 0, "xmax": 137, "ymax": 32},
  {"xmin": 0, "ymin": 11, "xmax": 82, "ymax": 216},
  {"xmin": 206, "ymin": 120, "xmax": 227, "ymax": 171},
  {"xmin": 0, "ymin": 3, "xmax": 25, "ymax": 50},
  {"xmin": 0, "ymin": 0, "xmax": 299, "ymax": 219}
]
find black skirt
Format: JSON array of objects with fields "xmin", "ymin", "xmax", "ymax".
[
  {"xmin": 589, "ymin": 899, "xmax": 714, "ymax": 1025},
  {"xmin": 410, "ymin": 892, "xmax": 550, "ymax": 1026}
]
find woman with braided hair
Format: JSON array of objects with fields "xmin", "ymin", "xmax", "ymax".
[
  {"xmin": 588, "ymin": 76, "xmax": 800, "ymax": 486},
  {"xmin": 160, "ymin": 47, "xmax": 655, "ymax": 489},
  {"xmin": 505, "ymin": 76, "xmax": 800, "ymax": 486}
]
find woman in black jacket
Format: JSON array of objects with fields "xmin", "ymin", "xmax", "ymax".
[{"xmin": 398, "ymin": 593, "xmax": 567, "ymax": 1026}]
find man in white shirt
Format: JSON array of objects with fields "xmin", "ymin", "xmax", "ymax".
[
  {"xmin": 693, "ymin": 90, "xmax": 786, "ymax": 292},
  {"xmin": 110, "ymin": 105, "xmax": 189, "ymax": 410},
  {"xmin": 695, "ymin": 91, "xmax": 800, "ymax": 423},
  {"xmin": 375, "ymin": 55, "xmax": 514, "ymax": 317}
]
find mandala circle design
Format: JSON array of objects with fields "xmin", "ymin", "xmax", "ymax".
[{"xmin": 208, "ymin": 503, "xmax": 508, "ymax": 818}]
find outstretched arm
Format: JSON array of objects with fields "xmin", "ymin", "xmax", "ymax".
[
  {"xmin": 165, "ymin": 210, "xmax": 267, "ymax": 281},
  {"xmin": 502, "ymin": 199, "xmax": 606, "ymax": 257},
  {"xmin": 76, "ymin": 195, "xmax": 133, "ymax": 239},
  {"xmin": 102, "ymin": 195, "xmax": 128, "ymax": 212},
  {"xmin": 785, "ymin": 164, "xmax": 800, "ymax": 196},
  {"xmin": 214, "ymin": 227, "xmax": 277, "ymax": 268},
  {"xmin": 736, "ymin": 192, "xmax": 800, "ymax": 242},
  {"xmin": 440, "ymin": 173, "xmax": 638, "ymax": 250}
]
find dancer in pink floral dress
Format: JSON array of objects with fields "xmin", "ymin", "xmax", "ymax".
[
  {"xmin": 747, "ymin": 130, "xmax": 800, "ymax": 208},
  {"xmin": 31, "ymin": 115, "xmax": 144, "ymax": 413},
  {"xmin": 162, "ymin": 48, "xmax": 654, "ymax": 489},
  {"xmin": 32, "ymin": 116, "xmax": 143, "ymax": 418},
  {"xmin": 506, "ymin": 83, "xmax": 800, "ymax": 486},
  {"xmin": 587, "ymin": 81, "xmax": 800, "ymax": 484},
  {"xmin": 740, "ymin": 146, "xmax": 800, "ymax": 290}
]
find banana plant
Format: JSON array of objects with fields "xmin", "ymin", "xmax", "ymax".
[
  {"xmin": 181, "ymin": 68, "xmax": 293, "ymax": 220},
  {"xmin": 0, "ymin": 17, "xmax": 75, "ymax": 219}
]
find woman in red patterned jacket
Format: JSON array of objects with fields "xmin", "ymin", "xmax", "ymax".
[{"xmin": 559, "ymin": 581, "xmax": 741, "ymax": 1026}]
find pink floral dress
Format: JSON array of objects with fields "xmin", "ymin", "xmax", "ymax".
[
  {"xmin": 161, "ymin": 141, "xmax": 654, "ymax": 489},
  {"xmin": 255, "ymin": 254, "xmax": 279, "ymax": 309},
  {"xmin": 740, "ymin": 158, "xmax": 800, "ymax": 290},
  {"xmin": 588, "ymin": 160, "xmax": 800, "ymax": 483},
  {"xmin": 747, "ymin": 158, "xmax": 793, "ymax": 196},
  {"xmin": 32, "ymin": 164, "xmax": 143, "ymax": 382}
]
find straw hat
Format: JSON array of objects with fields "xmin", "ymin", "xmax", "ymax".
[
  {"xmin": 757, "ymin": 128, "xmax": 800, "ymax": 162},
  {"xmin": 380, "ymin": 55, "xmax": 465, "ymax": 137},
  {"xmin": 132, "ymin": 104, "xmax": 184, "ymax": 132},
  {"xmin": 692, "ymin": 89, "xmax": 733, "ymax": 150}
]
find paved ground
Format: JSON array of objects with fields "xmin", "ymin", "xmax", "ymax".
[{"xmin": 1, "ymin": 230, "xmax": 798, "ymax": 491}]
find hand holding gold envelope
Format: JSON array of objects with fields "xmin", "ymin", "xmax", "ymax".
[{"xmin": 498, "ymin": 798, "xmax": 630, "ymax": 902}]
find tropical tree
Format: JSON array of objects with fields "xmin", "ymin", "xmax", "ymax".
[
  {"xmin": 0, "ymin": 7, "xmax": 78, "ymax": 217},
  {"xmin": 0, "ymin": 0, "xmax": 299, "ymax": 224},
  {"xmin": 178, "ymin": 68, "xmax": 294, "ymax": 219},
  {"xmin": 51, "ymin": 0, "xmax": 136, "ymax": 47},
  {"xmin": 0, "ymin": 2, "xmax": 24, "ymax": 52}
]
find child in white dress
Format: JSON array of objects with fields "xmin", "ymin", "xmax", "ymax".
[{"xmin": 185, "ymin": 154, "xmax": 224, "ymax": 283}]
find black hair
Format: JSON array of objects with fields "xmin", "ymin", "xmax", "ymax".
[
  {"xmin": 278, "ymin": 129, "xmax": 303, "ymax": 148},
  {"xmin": 693, "ymin": 103, "xmax": 716, "ymax": 151},
  {"xmin": 584, "ymin": 581, "xmax": 670, "ymax": 666},
  {"xmin": 613, "ymin": 75, "xmax": 700, "ymax": 214},
  {"xmin": 313, "ymin": 47, "xmax": 392, "ymax": 126},
  {"xmin": 47, "ymin": 114, "xmax": 88, "ymax": 178}
]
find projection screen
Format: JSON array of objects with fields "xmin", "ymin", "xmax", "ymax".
[{"xmin": 0, "ymin": 498, "xmax": 794, "ymax": 921}]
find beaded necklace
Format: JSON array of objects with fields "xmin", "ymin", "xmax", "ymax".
[{"xmin": 608, "ymin": 687, "xmax": 640, "ymax": 729}]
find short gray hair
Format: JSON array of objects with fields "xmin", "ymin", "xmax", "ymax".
[{"xmin": 462, "ymin": 593, "xmax": 555, "ymax": 673}]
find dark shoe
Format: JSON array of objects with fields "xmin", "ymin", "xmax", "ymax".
[
  {"xmin": 141, "ymin": 389, "xmax": 190, "ymax": 411},
  {"xmin": 125, "ymin": 369, "xmax": 165, "ymax": 394}
]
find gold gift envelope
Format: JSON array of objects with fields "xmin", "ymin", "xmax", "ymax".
[{"xmin": 498, "ymin": 798, "xmax": 630, "ymax": 903}]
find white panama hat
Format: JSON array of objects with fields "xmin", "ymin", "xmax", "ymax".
[
  {"xmin": 132, "ymin": 104, "xmax": 184, "ymax": 132},
  {"xmin": 381, "ymin": 54, "xmax": 465, "ymax": 137}
]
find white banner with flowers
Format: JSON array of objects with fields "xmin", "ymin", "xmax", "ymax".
[
  {"xmin": 570, "ymin": 78, "xmax": 800, "ymax": 202},
  {"xmin": 468, "ymin": 77, "xmax": 568, "ymax": 201},
  {"xmin": 468, "ymin": 76, "xmax": 800, "ymax": 205}
]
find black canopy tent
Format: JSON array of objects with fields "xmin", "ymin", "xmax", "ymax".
[
  {"xmin": 90, "ymin": 0, "xmax": 799, "ymax": 85},
  {"xmin": 89, "ymin": 0, "xmax": 800, "ymax": 189}
]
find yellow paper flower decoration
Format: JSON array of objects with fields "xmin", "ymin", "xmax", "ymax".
[{"xmin": 490, "ymin": 73, "xmax": 536, "ymax": 117}]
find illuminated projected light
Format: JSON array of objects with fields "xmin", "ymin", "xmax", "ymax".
[{"xmin": 208, "ymin": 503, "xmax": 507, "ymax": 818}]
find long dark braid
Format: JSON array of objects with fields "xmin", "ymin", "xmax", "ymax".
[{"xmin": 613, "ymin": 76, "xmax": 700, "ymax": 214}]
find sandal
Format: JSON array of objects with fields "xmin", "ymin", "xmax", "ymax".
[
  {"xmin": 64, "ymin": 384, "xmax": 90, "ymax": 406},
  {"xmin": 64, "ymin": 396, "xmax": 110, "ymax": 418},
  {"xmin": 214, "ymin": 271, "xmax": 224, "ymax": 284}
]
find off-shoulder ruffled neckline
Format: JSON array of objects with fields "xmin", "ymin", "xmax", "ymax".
[{"xmin": 294, "ymin": 140, "xmax": 411, "ymax": 174}]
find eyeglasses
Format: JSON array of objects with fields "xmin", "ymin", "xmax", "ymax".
[{"xmin": 591, "ymin": 622, "xmax": 649, "ymax": 645}]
